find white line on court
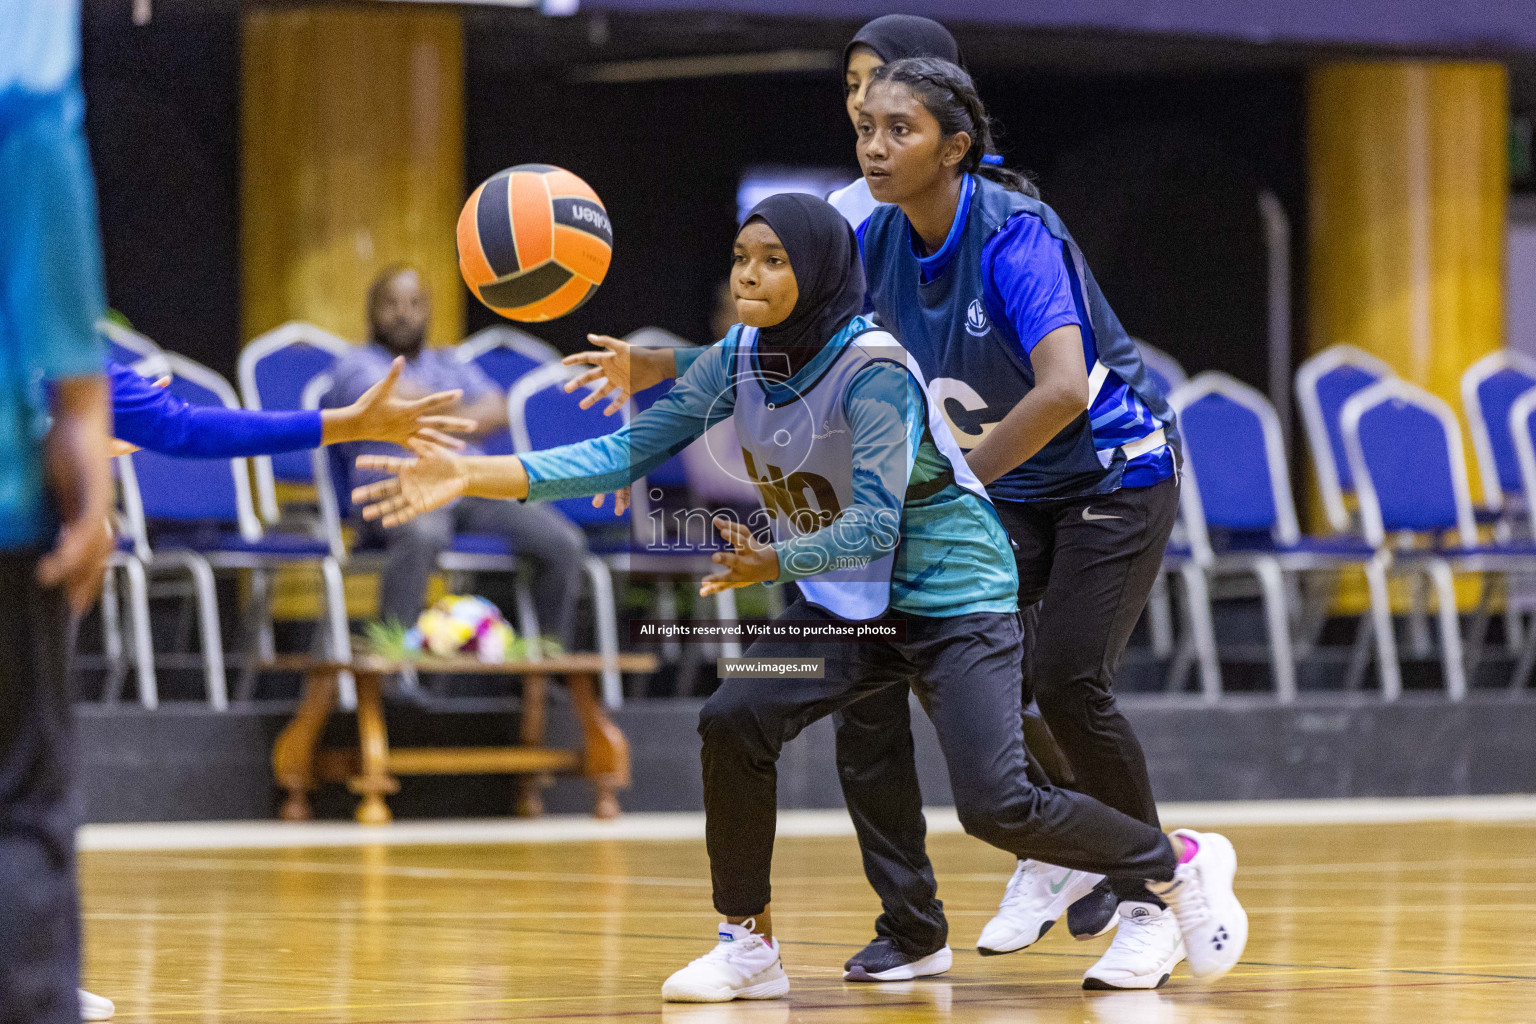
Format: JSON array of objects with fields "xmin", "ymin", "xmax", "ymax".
[{"xmin": 77, "ymin": 794, "xmax": 1536, "ymax": 852}]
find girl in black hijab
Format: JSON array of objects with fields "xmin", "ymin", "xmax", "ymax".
[
  {"xmin": 353, "ymin": 192, "xmax": 1207, "ymax": 1002},
  {"xmin": 741, "ymin": 192, "xmax": 865, "ymax": 381}
]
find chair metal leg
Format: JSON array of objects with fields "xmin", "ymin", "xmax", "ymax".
[
  {"xmin": 235, "ymin": 568, "xmax": 276, "ymax": 703},
  {"xmin": 582, "ymin": 557, "xmax": 623, "ymax": 708},
  {"xmin": 1342, "ymin": 609, "xmax": 1374, "ymax": 693},
  {"xmin": 714, "ymin": 587, "xmax": 742, "ymax": 658},
  {"xmin": 1424, "ymin": 559, "xmax": 1466, "ymax": 701},
  {"xmin": 1464, "ymin": 572, "xmax": 1495, "ymax": 691},
  {"xmin": 122, "ymin": 556, "xmax": 158, "ymax": 709},
  {"xmin": 152, "ymin": 552, "xmax": 227, "ymax": 710},
  {"xmin": 1177, "ymin": 563, "xmax": 1222, "ymax": 703},
  {"xmin": 100, "ymin": 567, "xmax": 126, "ymax": 703},
  {"xmin": 1407, "ymin": 573, "xmax": 1433, "ymax": 658},
  {"xmin": 1364, "ymin": 554, "xmax": 1402, "ymax": 701},
  {"xmin": 1146, "ymin": 572, "xmax": 1175, "ymax": 659},
  {"xmin": 654, "ymin": 582, "xmax": 681, "ymax": 662},
  {"xmin": 321, "ymin": 557, "xmax": 356, "ymax": 710},
  {"xmin": 1505, "ymin": 577, "xmax": 1525, "ymax": 654},
  {"xmin": 1251, "ymin": 558, "xmax": 1297, "ymax": 702},
  {"xmin": 1510, "ymin": 620, "xmax": 1536, "ymax": 691}
]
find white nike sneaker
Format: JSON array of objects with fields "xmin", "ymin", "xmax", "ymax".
[
  {"xmin": 977, "ymin": 860, "xmax": 1104, "ymax": 954},
  {"xmin": 79, "ymin": 989, "xmax": 115, "ymax": 1020},
  {"xmin": 1082, "ymin": 902, "xmax": 1186, "ymax": 990},
  {"xmin": 1150, "ymin": 830, "xmax": 1248, "ymax": 980},
  {"xmin": 661, "ymin": 922, "xmax": 790, "ymax": 1003}
]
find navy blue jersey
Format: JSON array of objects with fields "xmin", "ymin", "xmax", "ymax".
[{"xmin": 860, "ymin": 174, "xmax": 1178, "ymax": 502}]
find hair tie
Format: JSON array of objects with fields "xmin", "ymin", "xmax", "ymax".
[{"xmin": 981, "ymin": 153, "xmax": 1004, "ymax": 166}]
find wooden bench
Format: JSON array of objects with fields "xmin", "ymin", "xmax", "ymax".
[{"xmin": 267, "ymin": 652, "xmax": 656, "ymax": 824}]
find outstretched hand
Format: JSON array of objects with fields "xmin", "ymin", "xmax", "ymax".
[
  {"xmin": 330, "ymin": 357, "xmax": 477, "ymax": 449},
  {"xmin": 352, "ymin": 439, "xmax": 470, "ymax": 528},
  {"xmin": 561, "ymin": 334, "xmax": 670, "ymax": 416},
  {"xmin": 699, "ymin": 517, "xmax": 779, "ymax": 596}
]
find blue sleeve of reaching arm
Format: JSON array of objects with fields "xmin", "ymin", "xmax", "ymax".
[
  {"xmin": 771, "ymin": 362, "xmax": 923, "ymax": 583},
  {"xmin": 981, "ymin": 214, "xmax": 1082, "ymax": 357},
  {"xmin": 110, "ymin": 361, "xmax": 323, "ymax": 457},
  {"xmin": 522, "ymin": 340, "xmax": 737, "ymax": 501}
]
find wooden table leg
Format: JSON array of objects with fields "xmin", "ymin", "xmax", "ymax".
[
  {"xmin": 272, "ymin": 668, "xmax": 338, "ymax": 821},
  {"xmin": 566, "ymin": 672, "xmax": 630, "ymax": 819},
  {"xmin": 348, "ymin": 670, "xmax": 400, "ymax": 825},
  {"xmin": 516, "ymin": 673, "xmax": 549, "ymax": 817}
]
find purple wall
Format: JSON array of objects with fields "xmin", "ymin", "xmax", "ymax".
[{"xmin": 581, "ymin": 0, "xmax": 1536, "ymax": 54}]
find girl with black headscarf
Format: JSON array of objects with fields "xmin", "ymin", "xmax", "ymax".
[
  {"xmin": 561, "ymin": 13, "xmax": 1100, "ymax": 989},
  {"xmin": 353, "ymin": 193, "xmax": 1200, "ymax": 1004}
]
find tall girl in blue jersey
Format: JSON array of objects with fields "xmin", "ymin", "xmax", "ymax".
[
  {"xmin": 853, "ymin": 55, "xmax": 1193, "ymax": 987},
  {"xmin": 350, "ymin": 194, "xmax": 1244, "ymax": 1002}
]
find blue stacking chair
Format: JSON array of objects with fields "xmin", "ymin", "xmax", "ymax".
[
  {"xmin": 1461, "ymin": 351, "xmax": 1536, "ymax": 657},
  {"xmin": 238, "ymin": 322, "xmax": 353, "ymax": 524},
  {"xmin": 454, "ymin": 325, "xmax": 561, "ymax": 456},
  {"xmin": 1296, "ymin": 345, "xmax": 1396, "ymax": 535},
  {"xmin": 96, "ymin": 329, "xmax": 161, "ymax": 706},
  {"xmin": 1170, "ymin": 373, "xmax": 1391, "ymax": 701},
  {"xmin": 119, "ymin": 353, "xmax": 353, "ymax": 708},
  {"xmin": 1463, "ymin": 350, "xmax": 1536, "ymax": 517},
  {"xmin": 1341, "ymin": 378, "xmax": 1536, "ymax": 700},
  {"xmin": 1503, "ymin": 385, "xmax": 1536, "ymax": 690}
]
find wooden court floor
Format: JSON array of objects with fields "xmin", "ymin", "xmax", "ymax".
[{"xmin": 80, "ymin": 819, "xmax": 1536, "ymax": 1024}]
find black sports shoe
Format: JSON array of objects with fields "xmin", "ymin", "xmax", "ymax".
[
  {"xmin": 842, "ymin": 937, "xmax": 954, "ymax": 982},
  {"xmin": 1067, "ymin": 879, "xmax": 1120, "ymax": 940}
]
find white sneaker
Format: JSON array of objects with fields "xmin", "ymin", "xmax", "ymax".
[
  {"xmin": 977, "ymin": 860, "xmax": 1103, "ymax": 954},
  {"xmin": 1082, "ymin": 902, "xmax": 1186, "ymax": 990},
  {"xmin": 79, "ymin": 990, "xmax": 115, "ymax": 1021},
  {"xmin": 1150, "ymin": 830, "xmax": 1248, "ymax": 980},
  {"xmin": 661, "ymin": 922, "xmax": 790, "ymax": 1003}
]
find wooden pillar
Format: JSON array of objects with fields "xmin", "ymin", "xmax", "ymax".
[
  {"xmin": 1308, "ymin": 61, "xmax": 1507, "ymax": 503},
  {"xmin": 241, "ymin": 5, "xmax": 465, "ymax": 347}
]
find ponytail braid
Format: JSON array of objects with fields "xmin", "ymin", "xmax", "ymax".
[{"xmin": 868, "ymin": 57, "xmax": 1038, "ymax": 198}]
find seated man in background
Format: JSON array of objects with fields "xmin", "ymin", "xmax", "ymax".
[{"xmin": 326, "ymin": 265, "xmax": 588, "ymax": 646}]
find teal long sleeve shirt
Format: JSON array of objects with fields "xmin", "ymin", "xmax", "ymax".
[{"xmin": 520, "ymin": 320, "xmax": 1017, "ymax": 617}]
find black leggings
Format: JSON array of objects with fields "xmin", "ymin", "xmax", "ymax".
[
  {"xmin": 0, "ymin": 553, "xmax": 80, "ymax": 1024},
  {"xmin": 700, "ymin": 599, "xmax": 1176, "ymax": 944},
  {"xmin": 834, "ymin": 475, "xmax": 1180, "ymax": 939}
]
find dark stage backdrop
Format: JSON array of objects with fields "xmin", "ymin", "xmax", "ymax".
[{"xmin": 78, "ymin": 2, "xmax": 1301, "ymax": 394}]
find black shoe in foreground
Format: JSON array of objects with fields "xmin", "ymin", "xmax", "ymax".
[
  {"xmin": 1068, "ymin": 879, "xmax": 1120, "ymax": 940},
  {"xmin": 843, "ymin": 937, "xmax": 954, "ymax": 982}
]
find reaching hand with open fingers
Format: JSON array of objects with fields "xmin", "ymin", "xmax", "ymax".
[
  {"xmin": 353, "ymin": 438, "xmax": 469, "ymax": 527},
  {"xmin": 326, "ymin": 356, "xmax": 476, "ymax": 447},
  {"xmin": 562, "ymin": 334, "xmax": 673, "ymax": 416},
  {"xmin": 699, "ymin": 516, "xmax": 779, "ymax": 596}
]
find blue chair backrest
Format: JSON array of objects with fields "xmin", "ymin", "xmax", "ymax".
[
  {"xmin": 510, "ymin": 364, "xmax": 632, "ymax": 529},
  {"xmin": 457, "ymin": 327, "xmax": 560, "ymax": 456},
  {"xmin": 1315, "ymin": 364, "xmax": 1385, "ymax": 491},
  {"xmin": 1343, "ymin": 380, "xmax": 1474, "ymax": 544},
  {"xmin": 1176, "ymin": 391, "xmax": 1278, "ymax": 532},
  {"xmin": 1463, "ymin": 352, "xmax": 1536, "ymax": 504},
  {"xmin": 128, "ymin": 358, "xmax": 250, "ymax": 529},
  {"xmin": 240, "ymin": 325, "xmax": 351, "ymax": 488}
]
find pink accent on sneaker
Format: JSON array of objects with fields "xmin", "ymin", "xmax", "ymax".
[{"xmin": 1177, "ymin": 835, "xmax": 1200, "ymax": 864}]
